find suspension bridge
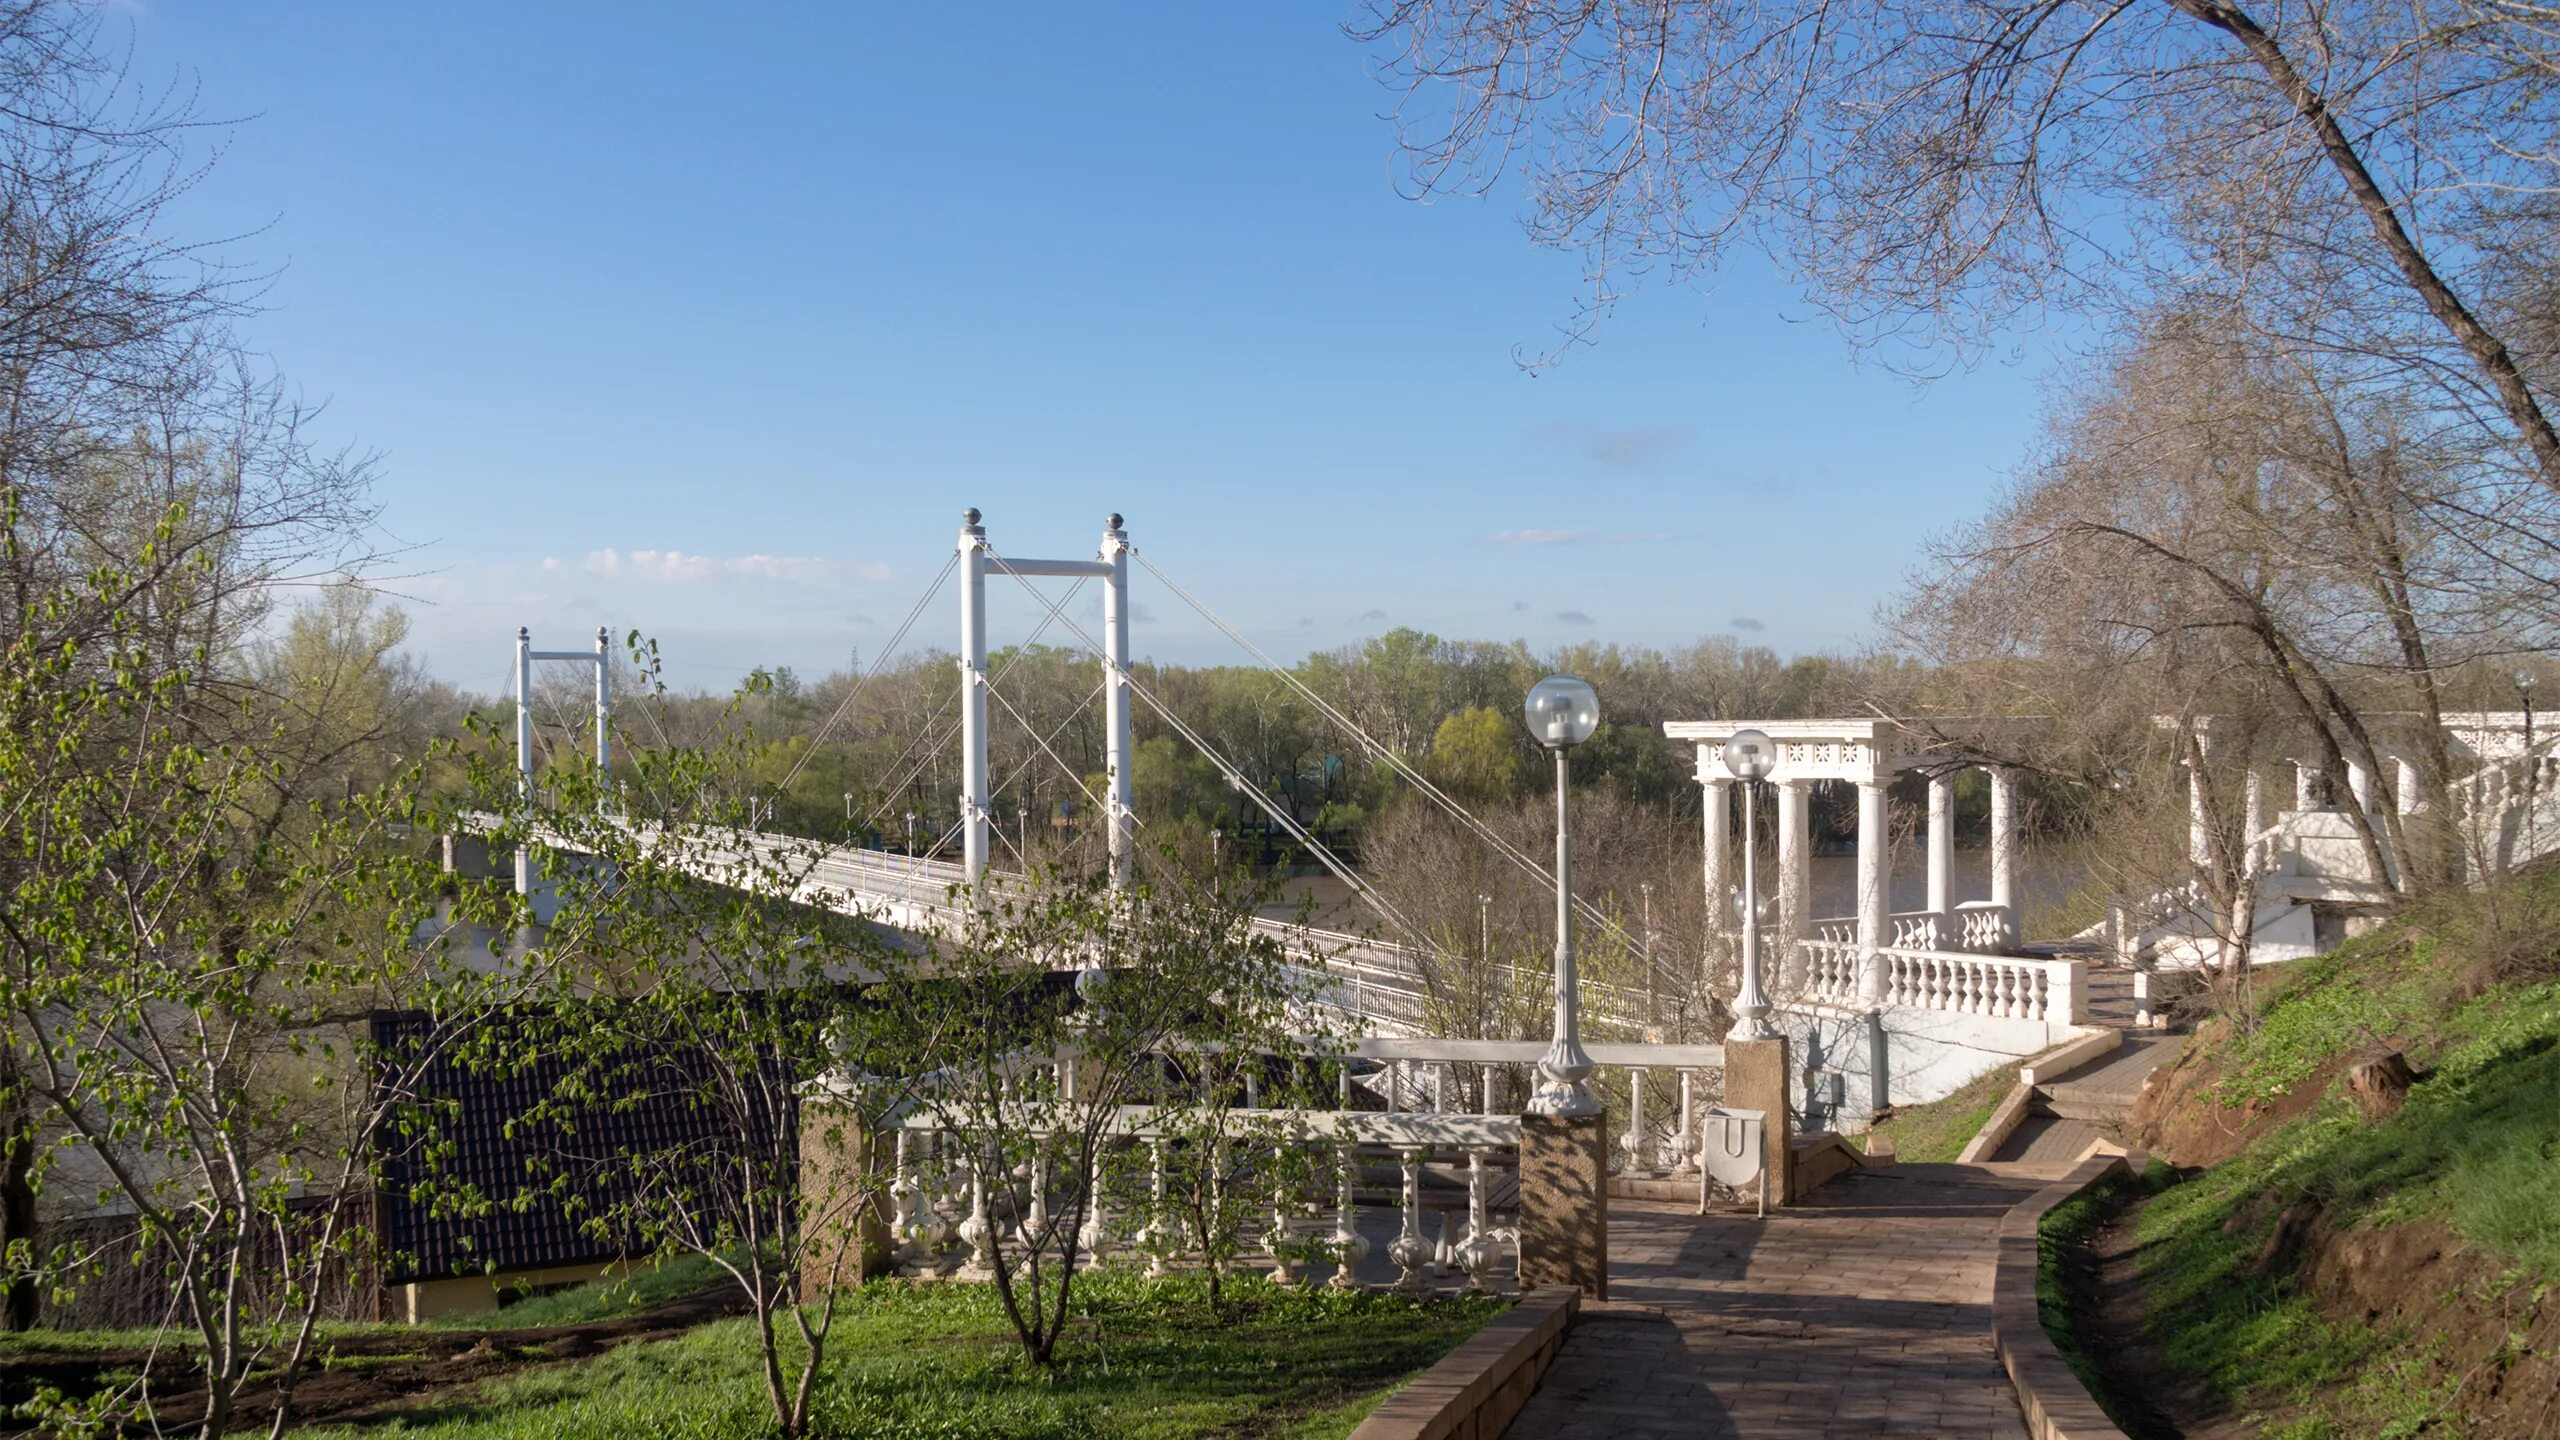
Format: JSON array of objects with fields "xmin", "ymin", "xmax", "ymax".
[{"xmin": 484, "ymin": 508, "xmax": 1677, "ymax": 1038}]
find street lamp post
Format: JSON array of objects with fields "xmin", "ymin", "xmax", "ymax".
[
  {"xmin": 1640, "ymin": 880, "xmax": 1656, "ymax": 1025},
  {"xmin": 1722, "ymin": 728, "xmax": 1779, "ymax": 1042},
  {"xmin": 1524, "ymin": 675, "xmax": 1602, "ymax": 1118}
]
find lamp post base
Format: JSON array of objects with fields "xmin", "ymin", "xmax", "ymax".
[{"xmin": 1517, "ymin": 1111, "xmax": 1608, "ymax": 1299}]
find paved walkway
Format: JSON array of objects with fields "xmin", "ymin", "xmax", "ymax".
[{"xmin": 1504, "ymin": 1163, "xmax": 2049, "ymax": 1439}]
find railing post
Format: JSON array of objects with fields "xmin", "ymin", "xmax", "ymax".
[{"xmin": 2053, "ymin": 957, "xmax": 2088, "ymax": 1026}]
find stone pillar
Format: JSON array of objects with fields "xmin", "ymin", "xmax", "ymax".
[
  {"xmin": 1701, "ymin": 774, "xmax": 1732, "ymax": 941},
  {"xmin": 1722, "ymin": 1036, "xmax": 1794, "ymax": 1206},
  {"xmin": 1855, "ymin": 780, "xmax": 1889, "ymax": 1004},
  {"xmin": 797, "ymin": 1098, "xmax": 895, "ymax": 1302},
  {"xmin": 1988, "ymin": 767, "xmax": 2019, "ymax": 949},
  {"xmin": 1925, "ymin": 771, "xmax": 1954, "ymax": 920},
  {"xmin": 1517, "ymin": 1112, "xmax": 1608, "ymax": 1299},
  {"xmin": 1775, "ymin": 778, "xmax": 1812, "ymax": 983}
]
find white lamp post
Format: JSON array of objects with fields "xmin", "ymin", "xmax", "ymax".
[
  {"xmin": 1722, "ymin": 728, "xmax": 1778, "ymax": 1041},
  {"xmin": 1524, "ymin": 675, "xmax": 1602, "ymax": 1118}
]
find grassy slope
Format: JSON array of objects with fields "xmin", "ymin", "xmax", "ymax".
[
  {"xmin": 288, "ymin": 1274, "xmax": 1504, "ymax": 1440},
  {"xmin": 2042, "ymin": 876, "xmax": 2560, "ymax": 1439},
  {"xmin": 1858, "ymin": 1061, "xmax": 2014, "ymax": 1163}
]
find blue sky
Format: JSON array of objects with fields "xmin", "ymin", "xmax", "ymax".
[{"xmin": 131, "ymin": 3, "xmax": 2062, "ymax": 691}]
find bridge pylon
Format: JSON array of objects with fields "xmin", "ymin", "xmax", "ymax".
[{"xmin": 957, "ymin": 508, "xmax": 1135, "ymax": 889}]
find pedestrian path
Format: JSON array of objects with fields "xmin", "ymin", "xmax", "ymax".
[{"xmin": 1503, "ymin": 1163, "xmax": 2051, "ymax": 1439}]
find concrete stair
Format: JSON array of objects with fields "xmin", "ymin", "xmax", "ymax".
[{"xmin": 1985, "ymin": 1031, "xmax": 2184, "ymax": 1165}]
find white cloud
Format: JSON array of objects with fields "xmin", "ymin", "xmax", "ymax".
[
  {"xmin": 1532, "ymin": 422, "xmax": 1695, "ymax": 470},
  {"xmin": 579, "ymin": 548, "xmax": 891, "ymax": 586}
]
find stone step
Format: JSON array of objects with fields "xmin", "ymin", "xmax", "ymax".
[{"xmin": 2030, "ymin": 1089, "xmax": 2135, "ymax": 1124}]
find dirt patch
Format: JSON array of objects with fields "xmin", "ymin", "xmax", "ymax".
[
  {"xmin": 2069, "ymin": 1188, "xmax": 2560, "ymax": 1440},
  {"xmin": 2296, "ymin": 1217, "xmax": 2560, "ymax": 1440},
  {"xmin": 2124, "ymin": 1016, "xmax": 2347, "ymax": 1168},
  {"xmin": 0, "ymin": 1284, "xmax": 741, "ymax": 1436}
]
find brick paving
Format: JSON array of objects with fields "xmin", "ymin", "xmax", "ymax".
[{"xmin": 1503, "ymin": 1163, "xmax": 2047, "ymax": 1439}]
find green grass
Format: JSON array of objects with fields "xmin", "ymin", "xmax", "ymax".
[
  {"xmin": 2033, "ymin": 1167, "xmax": 2130, "ymax": 1422},
  {"xmin": 432, "ymin": 1253, "xmax": 732, "ymax": 1330},
  {"xmin": 2033, "ymin": 877, "xmax": 2560, "ymax": 1437},
  {"xmin": 1860, "ymin": 1060, "xmax": 2014, "ymax": 1163},
  {"xmin": 288, "ymin": 1273, "xmax": 1505, "ymax": 1440}
]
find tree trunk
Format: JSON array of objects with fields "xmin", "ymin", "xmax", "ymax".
[
  {"xmin": 2347, "ymin": 1050, "xmax": 2415, "ymax": 1121},
  {"xmin": 2163, "ymin": 0, "xmax": 2560, "ymax": 494},
  {"xmin": 0, "ymin": 1085, "xmax": 39, "ymax": 1330}
]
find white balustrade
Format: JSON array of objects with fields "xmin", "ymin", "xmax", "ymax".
[
  {"xmin": 1951, "ymin": 901, "xmax": 2012, "ymax": 954},
  {"xmin": 1887, "ymin": 910, "xmax": 1943, "ymax": 951},
  {"xmin": 1795, "ymin": 936, "xmax": 1862, "ymax": 1000},
  {"xmin": 1877, "ymin": 949, "xmax": 2083, "ymax": 1023}
]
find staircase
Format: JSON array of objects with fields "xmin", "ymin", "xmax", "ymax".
[{"xmin": 1990, "ymin": 1032, "xmax": 2185, "ymax": 1164}]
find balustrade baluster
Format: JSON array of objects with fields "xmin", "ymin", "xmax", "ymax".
[
  {"xmin": 1266, "ymin": 1144, "xmax": 1298, "ymax": 1285},
  {"xmin": 1620, "ymin": 1068, "xmax": 1646, "ymax": 1173},
  {"xmin": 1459, "ymin": 1147, "xmax": 1495, "ymax": 1293},
  {"xmin": 958, "ymin": 1163, "xmax": 995, "ymax": 1281},
  {"xmin": 1143, "ymin": 1138, "xmax": 1173, "ymax": 1279},
  {"xmin": 1078, "ymin": 1155, "xmax": 1109, "ymax": 1265},
  {"xmin": 926, "ymin": 1131, "xmax": 959, "ymax": 1253},
  {"xmin": 1674, "ymin": 1070, "xmax": 1700, "ymax": 1176},
  {"xmin": 1389, "ymin": 1145, "xmax": 1431, "ymax": 1292},
  {"xmin": 1328, "ymin": 1135, "xmax": 1367, "ymax": 1290},
  {"xmin": 1020, "ymin": 1149, "xmax": 1050, "ymax": 1249}
]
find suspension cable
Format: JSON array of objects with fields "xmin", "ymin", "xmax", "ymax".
[
  {"xmin": 775, "ymin": 552, "xmax": 958, "ymax": 798},
  {"xmin": 1133, "ymin": 548, "xmax": 1645, "ymax": 957},
  {"xmin": 861, "ymin": 574, "xmax": 1091, "ymax": 833},
  {"xmin": 978, "ymin": 549, "xmax": 1435, "ymax": 951}
]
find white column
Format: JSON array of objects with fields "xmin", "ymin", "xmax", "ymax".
[
  {"xmin": 2346, "ymin": 759, "xmax": 2374, "ymax": 822},
  {"xmin": 593, "ymin": 625, "xmax": 612, "ymax": 811},
  {"xmin": 514, "ymin": 626, "xmax": 533, "ymax": 899},
  {"xmin": 1925, "ymin": 771, "xmax": 1954, "ymax": 919},
  {"xmin": 1855, "ymin": 779, "xmax": 1889, "ymax": 1004},
  {"xmin": 1102, "ymin": 514, "xmax": 1135, "ymax": 890},
  {"xmin": 2393, "ymin": 755, "xmax": 2421, "ymax": 816},
  {"xmin": 1701, "ymin": 772, "xmax": 1731, "ymax": 938},
  {"xmin": 2187, "ymin": 762, "xmax": 2212, "ymax": 870},
  {"xmin": 1988, "ymin": 767, "xmax": 2019, "ymax": 915},
  {"xmin": 958, "ymin": 508, "xmax": 990, "ymax": 882},
  {"xmin": 2294, "ymin": 759, "xmax": 2319, "ymax": 811},
  {"xmin": 1775, "ymin": 777, "xmax": 1811, "ymax": 981}
]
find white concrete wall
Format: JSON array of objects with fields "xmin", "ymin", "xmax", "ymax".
[{"xmin": 1769, "ymin": 1002, "xmax": 2079, "ymax": 1133}]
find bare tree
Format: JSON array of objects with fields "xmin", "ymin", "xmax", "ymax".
[{"xmin": 1354, "ymin": 0, "xmax": 2560, "ymax": 494}]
